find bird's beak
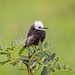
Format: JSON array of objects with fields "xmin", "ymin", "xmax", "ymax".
[{"xmin": 42, "ymin": 27, "xmax": 48, "ymax": 29}]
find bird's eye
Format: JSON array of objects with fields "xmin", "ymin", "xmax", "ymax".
[{"xmin": 39, "ymin": 27, "xmax": 41, "ymax": 28}]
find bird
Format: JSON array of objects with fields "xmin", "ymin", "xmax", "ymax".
[
  {"xmin": 19, "ymin": 21, "xmax": 48, "ymax": 55},
  {"xmin": 24, "ymin": 21, "xmax": 48, "ymax": 48}
]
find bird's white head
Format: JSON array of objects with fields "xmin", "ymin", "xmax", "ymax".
[{"xmin": 34, "ymin": 21, "xmax": 48, "ymax": 31}]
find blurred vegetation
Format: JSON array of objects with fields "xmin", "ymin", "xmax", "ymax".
[
  {"xmin": 0, "ymin": 40, "xmax": 74, "ymax": 75},
  {"xmin": 0, "ymin": 0, "xmax": 75, "ymax": 75}
]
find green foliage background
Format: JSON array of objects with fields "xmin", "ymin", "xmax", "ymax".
[{"xmin": 0, "ymin": 0, "xmax": 75, "ymax": 75}]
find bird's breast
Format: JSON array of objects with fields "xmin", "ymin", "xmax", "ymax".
[{"xmin": 36, "ymin": 30, "xmax": 46, "ymax": 39}]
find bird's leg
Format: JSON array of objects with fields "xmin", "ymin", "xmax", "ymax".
[{"xmin": 28, "ymin": 53, "xmax": 32, "ymax": 58}]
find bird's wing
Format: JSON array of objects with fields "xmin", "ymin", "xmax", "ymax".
[
  {"xmin": 25, "ymin": 35, "xmax": 38, "ymax": 46},
  {"xmin": 27, "ymin": 25, "xmax": 35, "ymax": 37}
]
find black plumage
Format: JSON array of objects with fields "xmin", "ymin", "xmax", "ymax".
[{"xmin": 24, "ymin": 21, "xmax": 48, "ymax": 48}]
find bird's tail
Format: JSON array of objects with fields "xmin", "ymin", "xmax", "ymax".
[{"xmin": 23, "ymin": 45, "xmax": 27, "ymax": 48}]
